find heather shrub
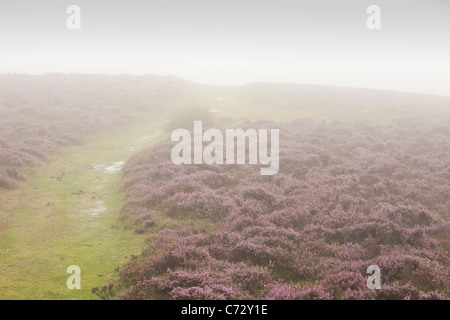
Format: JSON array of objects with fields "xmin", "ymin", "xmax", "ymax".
[
  {"xmin": 265, "ymin": 283, "xmax": 333, "ymax": 300},
  {"xmin": 0, "ymin": 74, "xmax": 183, "ymax": 190},
  {"xmin": 112, "ymin": 119, "xmax": 450, "ymax": 300},
  {"xmin": 0, "ymin": 169, "xmax": 17, "ymax": 189}
]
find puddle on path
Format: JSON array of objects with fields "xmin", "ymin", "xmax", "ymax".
[
  {"xmin": 80, "ymin": 200, "xmax": 107, "ymax": 217},
  {"xmin": 80, "ymin": 129, "xmax": 163, "ymax": 218},
  {"xmin": 104, "ymin": 161, "xmax": 124, "ymax": 174},
  {"xmin": 92, "ymin": 161, "xmax": 125, "ymax": 174}
]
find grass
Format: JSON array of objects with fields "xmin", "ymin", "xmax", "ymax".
[
  {"xmin": 0, "ymin": 90, "xmax": 278, "ymax": 300},
  {"xmin": 0, "ymin": 112, "xmax": 168, "ymax": 299},
  {"xmin": 1, "ymin": 85, "xmax": 447, "ymax": 299}
]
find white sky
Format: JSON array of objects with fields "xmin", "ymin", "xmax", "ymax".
[{"xmin": 0, "ymin": 0, "xmax": 449, "ymax": 96}]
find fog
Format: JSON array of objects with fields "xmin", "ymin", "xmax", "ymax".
[
  {"xmin": 0, "ymin": 0, "xmax": 449, "ymax": 96},
  {"xmin": 1, "ymin": 1, "xmax": 450, "ymax": 301}
]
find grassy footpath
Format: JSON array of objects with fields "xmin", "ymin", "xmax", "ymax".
[
  {"xmin": 0, "ymin": 88, "xmax": 411, "ymax": 300},
  {"xmin": 0, "ymin": 113, "xmax": 167, "ymax": 299},
  {"xmin": 0, "ymin": 90, "xmax": 273, "ymax": 300}
]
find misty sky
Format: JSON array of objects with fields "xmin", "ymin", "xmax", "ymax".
[{"xmin": 0, "ymin": 0, "xmax": 449, "ymax": 96}]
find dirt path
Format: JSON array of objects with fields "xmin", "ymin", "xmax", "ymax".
[{"xmin": 0, "ymin": 115, "xmax": 166, "ymax": 299}]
